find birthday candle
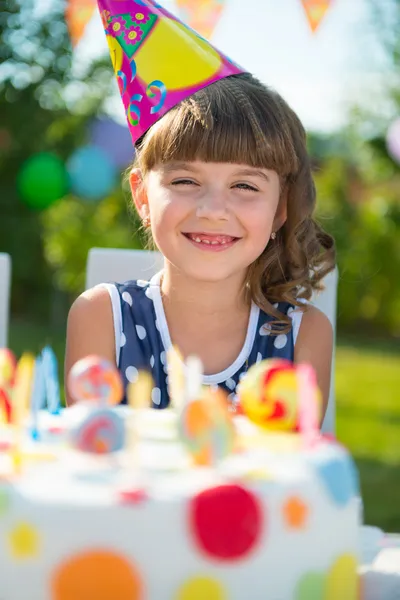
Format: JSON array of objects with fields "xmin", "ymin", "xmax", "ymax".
[
  {"xmin": 0, "ymin": 349, "xmax": 17, "ymax": 423},
  {"xmin": 166, "ymin": 346, "xmax": 185, "ymax": 410},
  {"xmin": 12, "ymin": 353, "xmax": 35, "ymax": 472},
  {"xmin": 127, "ymin": 371, "xmax": 153, "ymax": 464},
  {"xmin": 31, "ymin": 356, "xmax": 46, "ymax": 440},
  {"xmin": 41, "ymin": 346, "xmax": 61, "ymax": 414},
  {"xmin": 13, "ymin": 353, "xmax": 35, "ymax": 425},
  {"xmin": 185, "ymin": 355, "xmax": 203, "ymax": 403}
]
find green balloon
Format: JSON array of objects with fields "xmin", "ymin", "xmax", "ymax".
[
  {"xmin": 295, "ymin": 571, "xmax": 326, "ymax": 600},
  {"xmin": 18, "ymin": 152, "xmax": 68, "ymax": 210}
]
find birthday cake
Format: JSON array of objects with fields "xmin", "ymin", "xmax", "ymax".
[{"xmin": 0, "ymin": 353, "xmax": 361, "ymax": 600}]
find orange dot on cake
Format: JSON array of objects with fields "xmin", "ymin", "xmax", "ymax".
[
  {"xmin": 283, "ymin": 496, "xmax": 308, "ymax": 529},
  {"xmin": 52, "ymin": 550, "xmax": 143, "ymax": 600}
]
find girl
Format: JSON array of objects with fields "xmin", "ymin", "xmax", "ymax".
[{"xmin": 65, "ymin": 72, "xmax": 335, "ymax": 419}]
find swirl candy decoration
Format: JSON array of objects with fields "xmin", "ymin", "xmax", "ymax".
[
  {"xmin": 68, "ymin": 356, "xmax": 123, "ymax": 406},
  {"xmin": 71, "ymin": 408, "xmax": 125, "ymax": 454},
  {"xmin": 237, "ymin": 359, "xmax": 299, "ymax": 432},
  {"xmin": 97, "ymin": 0, "xmax": 244, "ymax": 144}
]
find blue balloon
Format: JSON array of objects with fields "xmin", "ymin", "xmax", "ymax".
[
  {"xmin": 89, "ymin": 118, "xmax": 134, "ymax": 168},
  {"xmin": 67, "ymin": 145, "xmax": 117, "ymax": 201}
]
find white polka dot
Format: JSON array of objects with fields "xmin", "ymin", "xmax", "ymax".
[
  {"xmin": 150, "ymin": 355, "xmax": 155, "ymax": 368},
  {"xmin": 256, "ymin": 352, "xmax": 263, "ymax": 363},
  {"xmin": 273, "ymin": 302, "xmax": 279, "ymax": 309},
  {"xmin": 155, "ymin": 319, "xmax": 160, "ymax": 331},
  {"xmin": 160, "ymin": 351, "xmax": 166, "ymax": 365},
  {"xmin": 274, "ymin": 334, "xmax": 288, "ymax": 350},
  {"xmin": 228, "ymin": 392, "xmax": 238, "ymax": 405},
  {"xmin": 125, "ymin": 366, "xmax": 138, "ymax": 383},
  {"xmin": 136, "ymin": 279, "xmax": 148, "ymax": 287},
  {"xmin": 152, "ymin": 387, "xmax": 161, "ymax": 406},
  {"xmin": 163, "ymin": 364, "xmax": 169, "ymax": 375},
  {"xmin": 259, "ymin": 323, "xmax": 271, "ymax": 336},
  {"xmin": 288, "ymin": 307, "xmax": 295, "ymax": 317},
  {"xmin": 145, "ymin": 287, "xmax": 154, "ymax": 300},
  {"xmin": 239, "ymin": 371, "xmax": 246, "ymax": 381},
  {"xmin": 122, "ymin": 291, "xmax": 133, "ymax": 306},
  {"xmin": 120, "ymin": 332, "xmax": 127, "ymax": 347},
  {"xmin": 135, "ymin": 325, "xmax": 147, "ymax": 340},
  {"xmin": 225, "ymin": 378, "xmax": 236, "ymax": 391}
]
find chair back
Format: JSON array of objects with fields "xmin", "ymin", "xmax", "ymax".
[{"xmin": 0, "ymin": 253, "xmax": 11, "ymax": 348}]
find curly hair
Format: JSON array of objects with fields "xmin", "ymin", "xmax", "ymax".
[{"xmin": 132, "ymin": 73, "xmax": 336, "ymax": 333}]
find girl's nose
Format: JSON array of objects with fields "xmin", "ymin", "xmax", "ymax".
[{"xmin": 195, "ymin": 190, "xmax": 229, "ymax": 221}]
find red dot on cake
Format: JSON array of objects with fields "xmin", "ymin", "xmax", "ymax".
[
  {"xmin": 190, "ymin": 484, "xmax": 263, "ymax": 561},
  {"xmin": 51, "ymin": 550, "xmax": 143, "ymax": 600}
]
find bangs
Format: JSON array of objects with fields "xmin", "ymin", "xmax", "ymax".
[{"xmin": 136, "ymin": 74, "xmax": 300, "ymax": 177}]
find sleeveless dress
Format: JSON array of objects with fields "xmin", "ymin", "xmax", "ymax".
[{"xmin": 102, "ymin": 272, "xmax": 303, "ymax": 409}]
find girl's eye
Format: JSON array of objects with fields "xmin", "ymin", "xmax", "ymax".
[
  {"xmin": 171, "ymin": 179, "xmax": 198, "ymax": 186},
  {"xmin": 234, "ymin": 183, "xmax": 259, "ymax": 191}
]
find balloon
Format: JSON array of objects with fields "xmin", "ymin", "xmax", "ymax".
[
  {"xmin": 17, "ymin": 153, "xmax": 68, "ymax": 210},
  {"xmin": 89, "ymin": 118, "xmax": 134, "ymax": 168},
  {"xmin": 386, "ymin": 118, "xmax": 400, "ymax": 164},
  {"xmin": 67, "ymin": 145, "xmax": 117, "ymax": 201},
  {"xmin": 176, "ymin": 0, "xmax": 226, "ymax": 39},
  {"xmin": 65, "ymin": 0, "xmax": 96, "ymax": 46},
  {"xmin": 301, "ymin": 0, "xmax": 333, "ymax": 33}
]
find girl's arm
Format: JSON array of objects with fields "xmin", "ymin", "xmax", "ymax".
[
  {"xmin": 294, "ymin": 305, "xmax": 334, "ymax": 424},
  {"xmin": 65, "ymin": 286, "xmax": 116, "ymax": 405}
]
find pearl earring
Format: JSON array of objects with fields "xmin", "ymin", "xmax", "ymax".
[
  {"xmin": 271, "ymin": 232, "xmax": 276, "ymax": 240},
  {"xmin": 142, "ymin": 216, "xmax": 151, "ymax": 228}
]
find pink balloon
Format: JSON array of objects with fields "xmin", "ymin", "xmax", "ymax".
[{"xmin": 386, "ymin": 118, "xmax": 400, "ymax": 164}]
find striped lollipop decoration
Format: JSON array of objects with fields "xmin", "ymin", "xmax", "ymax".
[{"xmin": 68, "ymin": 356, "xmax": 125, "ymax": 454}]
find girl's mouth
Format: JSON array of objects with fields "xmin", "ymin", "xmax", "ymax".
[{"xmin": 182, "ymin": 232, "xmax": 240, "ymax": 252}]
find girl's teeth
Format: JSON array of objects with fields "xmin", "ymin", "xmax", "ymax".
[{"xmin": 189, "ymin": 235, "xmax": 232, "ymax": 245}]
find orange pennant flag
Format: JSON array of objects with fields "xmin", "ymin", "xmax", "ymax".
[
  {"xmin": 65, "ymin": 0, "xmax": 96, "ymax": 46},
  {"xmin": 176, "ymin": 0, "xmax": 226, "ymax": 39},
  {"xmin": 301, "ymin": 0, "xmax": 332, "ymax": 33}
]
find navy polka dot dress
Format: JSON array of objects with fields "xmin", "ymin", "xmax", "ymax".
[{"xmin": 103, "ymin": 273, "xmax": 302, "ymax": 409}]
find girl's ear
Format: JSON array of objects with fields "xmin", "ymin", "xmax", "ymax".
[
  {"xmin": 273, "ymin": 186, "xmax": 288, "ymax": 232},
  {"xmin": 130, "ymin": 168, "xmax": 149, "ymax": 220}
]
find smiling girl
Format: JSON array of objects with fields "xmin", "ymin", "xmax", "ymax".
[{"xmin": 65, "ymin": 70, "xmax": 335, "ymax": 421}]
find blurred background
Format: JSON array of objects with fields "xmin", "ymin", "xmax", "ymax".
[{"xmin": 0, "ymin": 0, "xmax": 399, "ymax": 531}]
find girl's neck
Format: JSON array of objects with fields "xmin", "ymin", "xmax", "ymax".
[
  {"xmin": 159, "ymin": 264, "xmax": 251, "ymax": 372},
  {"xmin": 160, "ymin": 263, "xmax": 248, "ymax": 317}
]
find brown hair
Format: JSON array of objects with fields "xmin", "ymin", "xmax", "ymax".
[{"xmin": 133, "ymin": 73, "xmax": 335, "ymax": 332}]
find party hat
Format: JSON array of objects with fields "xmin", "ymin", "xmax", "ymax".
[{"xmin": 97, "ymin": 1, "xmax": 245, "ymax": 144}]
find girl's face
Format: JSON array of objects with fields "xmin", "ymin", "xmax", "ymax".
[{"xmin": 133, "ymin": 161, "xmax": 286, "ymax": 284}]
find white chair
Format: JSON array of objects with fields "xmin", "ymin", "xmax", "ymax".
[
  {"xmin": 85, "ymin": 248, "xmax": 164, "ymax": 289},
  {"xmin": 86, "ymin": 248, "xmax": 338, "ymax": 434},
  {"xmin": 0, "ymin": 253, "xmax": 11, "ymax": 348},
  {"xmin": 311, "ymin": 267, "xmax": 338, "ymax": 435}
]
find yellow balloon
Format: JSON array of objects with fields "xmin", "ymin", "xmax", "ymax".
[{"xmin": 135, "ymin": 19, "xmax": 222, "ymax": 90}]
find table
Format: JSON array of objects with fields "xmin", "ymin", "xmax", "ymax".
[{"xmin": 361, "ymin": 527, "xmax": 400, "ymax": 600}]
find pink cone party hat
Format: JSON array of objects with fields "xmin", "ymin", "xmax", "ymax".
[{"xmin": 97, "ymin": 0, "xmax": 245, "ymax": 144}]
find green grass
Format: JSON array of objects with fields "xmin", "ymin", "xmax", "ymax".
[
  {"xmin": 6, "ymin": 320, "xmax": 400, "ymax": 532},
  {"xmin": 335, "ymin": 337, "xmax": 400, "ymax": 532}
]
